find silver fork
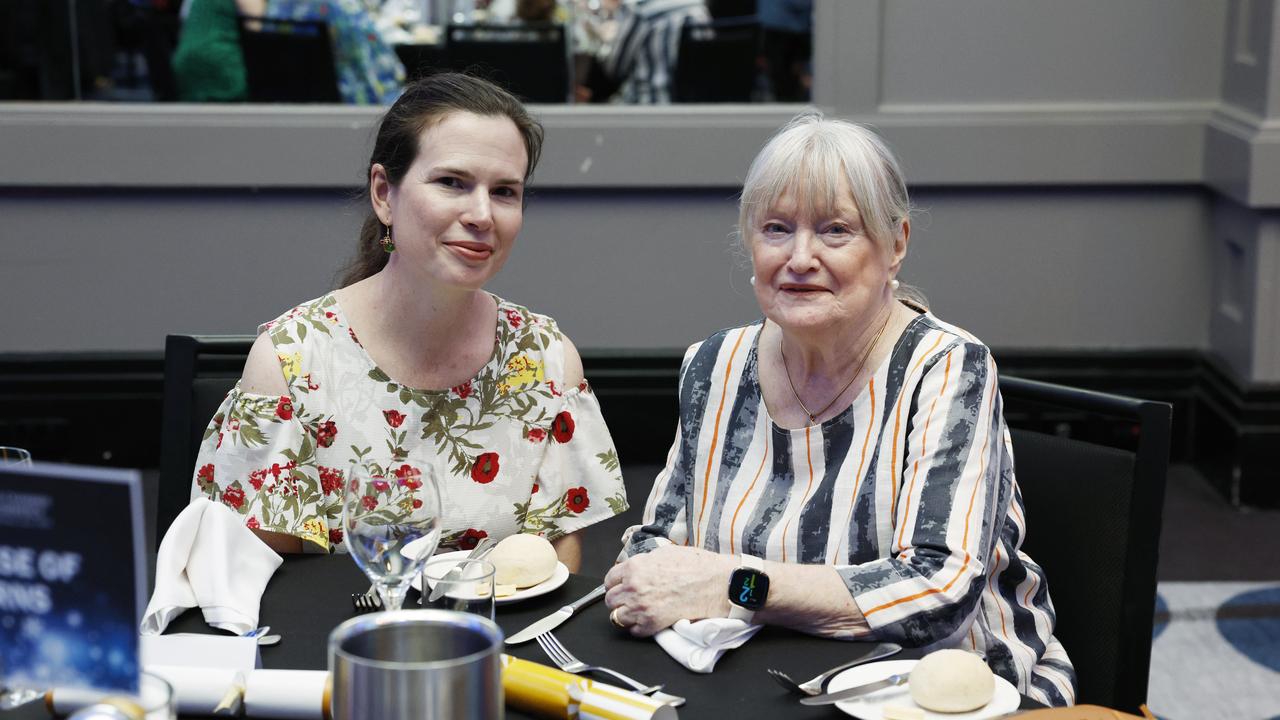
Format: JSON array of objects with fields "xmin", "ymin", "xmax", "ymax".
[
  {"xmin": 767, "ymin": 642, "xmax": 902, "ymax": 695},
  {"xmin": 350, "ymin": 583, "xmax": 382, "ymax": 612},
  {"xmin": 535, "ymin": 632, "xmax": 664, "ymax": 695}
]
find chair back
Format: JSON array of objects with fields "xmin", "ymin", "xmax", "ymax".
[
  {"xmin": 443, "ymin": 23, "xmax": 568, "ymax": 103},
  {"xmin": 157, "ymin": 335, "xmax": 254, "ymax": 546},
  {"xmin": 1000, "ymin": 376, "xmax": 1171, "ymax": 712},
  {"xmin": 237, "ymin": 16, "xmax": 340, "ymax": 103},
  {"xmin": 673, "ymin": 17, "xmax": 759, "ymax": 102}
]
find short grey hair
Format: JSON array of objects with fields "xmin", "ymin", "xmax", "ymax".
[{"xmin": 738, "ymin": 113, "xmax": 925, "ymax": 305}]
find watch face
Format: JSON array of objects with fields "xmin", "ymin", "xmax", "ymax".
[{"xmin": 729, "ymin": 568, "xmax": 769, "ymax": 611}]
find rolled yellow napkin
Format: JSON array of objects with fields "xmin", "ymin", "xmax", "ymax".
[{"xmin": 501, "ymin": 655, "xmax": 676, "ymax": 720}]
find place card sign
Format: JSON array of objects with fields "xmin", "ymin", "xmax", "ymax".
[{"xmin": 0, "ymin": 463, "xmax": 145, "ymax": 693}]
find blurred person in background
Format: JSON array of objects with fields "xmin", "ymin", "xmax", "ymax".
[{"xmin": 598, "ymin": 0, "xmax": 707, "ymax": 103}]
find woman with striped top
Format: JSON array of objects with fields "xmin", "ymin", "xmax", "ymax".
[{"xmin": 602, "ymin": 115, "xmax": 1076, "ymax": 706}]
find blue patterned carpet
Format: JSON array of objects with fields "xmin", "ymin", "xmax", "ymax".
[{"xmin": 1148, "ymin": 582, "xmax": 1280, "ymax": 720}]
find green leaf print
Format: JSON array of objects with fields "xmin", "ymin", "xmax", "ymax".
[
  {"xmin": 369, "ymin": 368, "xmax": 391, "ymax": 383},
  {"xmin": 606, "ymin": 492, "xmax": 627, "ymax": 515},
  {"xmin": 597, "ymin": 450, "xmax": 620, "ymax": 472}
]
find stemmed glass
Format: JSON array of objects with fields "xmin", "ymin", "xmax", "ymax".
[
  {"xmin": 0, "ymin": 446, "xmax": 38, "ymax": 709},
  {"xmin": 342, "ymin": 460, "xmax": 442, "ymax": 611}
]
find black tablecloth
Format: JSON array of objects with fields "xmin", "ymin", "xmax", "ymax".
[{"xmin": 5, "ymin": 555, "xmax": 1041, "ymax": 718}]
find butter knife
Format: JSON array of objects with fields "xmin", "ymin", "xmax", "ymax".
[
  {"xmin": 424, "ymin": 537, "xmax": 498, "ymax": 603},
  {"xmin": 505, "ymin": 583, "xmax": 606, "ymax": 644},
  {"xmin": 797, "ymin": 673, "xmax": 909, "ymax": 706}
]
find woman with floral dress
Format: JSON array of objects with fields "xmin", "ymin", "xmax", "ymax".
[{"xmin": 190, "ymin": 73, "xmax": 628, "ymax": 567}]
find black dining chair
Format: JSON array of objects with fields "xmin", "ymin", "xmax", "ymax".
[
  {"xmin": 157, "ymin": 335, "xmax": 254, "ymax": 546},
  {"xmin": 999, "ymin": 376, "xmax": 1171, "ymax": 712},
  {"xmin": 672, "ymin": 17, "xmax": 760, "ymax": 103},
  {"xmin": 443, "ymin": 23, "xmax": 569, "ymax": 103},
  {"xmin": 237, "ymin": 16, "xmax": 341, "ymax": 103}
]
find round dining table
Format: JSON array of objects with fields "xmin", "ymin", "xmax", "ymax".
[{"xmin": 3, "ymin": 554, "xmax": 1043, "ymax": 718}]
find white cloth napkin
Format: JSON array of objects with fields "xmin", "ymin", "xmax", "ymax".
[
  {"xmin": 141, "ymin": 498, "xmax": 283, "ymax": 636},
  {"xmin": 654, "ymin": 618, "xmax": 762, "ymax": 673},
  {"xmin": 243, "ymin": 670, "xmax": 329, "ymax": 720}
]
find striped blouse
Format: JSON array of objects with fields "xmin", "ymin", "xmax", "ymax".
[{"xmin": 623, "ymin": 312, "xmax": 1077, "ymax": 706}]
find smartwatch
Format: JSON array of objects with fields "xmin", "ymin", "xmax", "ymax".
[{"xmin": 727, "ymin": 554, "xmax": 769, "ymax": 622}]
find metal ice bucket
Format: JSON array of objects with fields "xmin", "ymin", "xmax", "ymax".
[{"xmin": 328, "ymin": 609, "xmax": 503, "ymax": 720}]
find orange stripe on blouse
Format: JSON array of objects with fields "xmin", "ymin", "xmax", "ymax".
[
  {"xmin": 889, "ymin": 334, "xmax": 945, "ymax": 521},
  {"xmin": 729, "ymin": 436, "xmax": 770, "ymax": 556},
  {"xmin": 695, "ymin": 327, "xmax": 748, "ymax": 548},
  {"xmin": 779, "ymin": 425, "xmax": 816, "ymax": 563},
  {"xmin": 864, "ymin": 549, "xmax": 971, "ymax": 617},
  {"xmin": 835, "ymin": 378, "xmax": 876, "ymax": 560},
  {"xmin": 896, "ymin": 352, "xmax": 953, "ymax": 550}
]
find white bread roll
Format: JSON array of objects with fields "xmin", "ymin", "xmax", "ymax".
[
  {"xmin": 908, "ymin": 649, "xmax": 995, "ymax": 713},
  {"xmin": 489, "ymin": 534, "xmax": 558, "ymax": 588}
]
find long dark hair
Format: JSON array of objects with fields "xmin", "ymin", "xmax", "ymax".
[{"xmin": 337, "ymin": 72, "xmax": 545, "ymax": 288}]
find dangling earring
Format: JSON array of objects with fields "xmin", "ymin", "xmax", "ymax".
[
  {"xmin": 890, "ymin": 278, "xmax": 900, "ymax": 291},
  {"xmin": 380, "ymin": 223, "xmax": 395, "ymax": 253}
]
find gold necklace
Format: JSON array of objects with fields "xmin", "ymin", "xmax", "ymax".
[{"xmin": 779, "ymin": 310, "xmax": 892, "ymax": 424}]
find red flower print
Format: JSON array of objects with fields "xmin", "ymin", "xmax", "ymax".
[
  {"xmin": 222, "ymin": 485, "xmax": 246, "ymax": 510},
  {"xmin": 527, "ymin": 427, "xmax": 546, "ymax": 443},
  {"xmin": 547, "ymin": 380, "xmax": 561, "ymax": 397},
  {"xmin": 384, "ymin": 409, "xmax": 406, "ymax": 428},
  {"xmin": 349, "ymin": 328, "xmax": 363, "ymax": 347},
  {"xmin": 269, "ymin": 463, "xmax": 284, "ymax": 480},
  {"xmin": 412, "ymin": 498, "xmax": 423, "ymax": 509},
  {"xmin": 361, "ymin": 495, "xmax": 377, "ymax": 511},
  {"xmin": 578, "ymin": 379, "xmax": 590, "ymax": 393},
  {"xmin": 248, "ymin": 468, "xmax": 268, "ymax": 491},
  {"xmin": 275, "ymin": 396, "xmax": 293, "ymax": 420},
  {"xmin": 458, "ymin": 528, "xmax": 489, "ymax": 550},
  {"xmin": 305, "ymin": 373, "xmax": 320, "ymax": 391},
  {"xmin": 329, "ymin": 528, "xmax": 344, "ymax": 545},
  {"xmin": 246, "ymin": 516, "xmax": 260, "ymax": 530},
  {"xmin": 565, "ymin": 487, "xmax": 590, "ymax": 513},
  {"xmin": 505, "ymin": 309, "xmax": 523, "ymax": 328},
  {"xmin": 229, "ymin": 418, "xmax": 241, "ymax": 430},
  {"xmin": 551, "ymin": 411, "xmax": 575, "ymax": 443},
  {"xmin": 470, "ymin": 452, "xmax": 500, "ymax": 484},
  {"xmin": 216, "ymin": 432, "xmax": 224, "ymax": 449},
  {"xmin": 393, "ymin": 464, "xmax": 422, "ymax": 489},
  {"xmin": 532, "ymin": 482, "xmax": 539, "ymax": 494},
  {"xmin": 196, "ymin": 463, "xmax": 215, "ymax": 486},
  {"xmin": 372, "ymin": 479, "xmax": 390, "ymax": 493},
  {"xmin": 453, "ymin": 380, "xmax": 473, "ymax": 399},
  {"xmin": 315, "ymin": 420, "xmax": 337, "ymax": 448},
  {"xmin": 319, "ymin": 466, "xmax": 343, "ymax": 496}
]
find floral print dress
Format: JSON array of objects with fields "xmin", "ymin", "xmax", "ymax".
[
  {"xmin": 265, "ymin": 0, "xmax": 404, "ymax": 105},
  {"xmin": 191, "ymin": 294, "xmax": 629, "ymax": 553}
]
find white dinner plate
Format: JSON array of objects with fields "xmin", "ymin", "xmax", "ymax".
[
  {"xmin": 406, "ymin": 549, "xmax": 570, "ymax": 605},
  {"xmin": 826, "ymin": 659, "xmax": 1020, "ymax": 720}
]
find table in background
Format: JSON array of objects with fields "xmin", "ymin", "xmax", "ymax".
[{"xmin": 3, "ymin": 555, "xmax": 1042, "ymax": 719}]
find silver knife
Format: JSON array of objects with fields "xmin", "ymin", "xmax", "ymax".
[
  {"xmin": 797, "ymin": 673, "xmax": 909, "ymax": 706},
  {"xmin": 505, "ymin": 583, "xmax": 607, "ymax": 644},
  {"xmin": 424, "ymin": 537, "xmax": 498, "ymax": 603}
]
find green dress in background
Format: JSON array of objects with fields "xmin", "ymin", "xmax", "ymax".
[{"xmin": 172, "ymin": 0, "xmax": 247, "ymax": 102}]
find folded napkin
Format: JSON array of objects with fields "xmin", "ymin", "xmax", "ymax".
[
  {"xmin": 654, "ymin": 618, "xmax": 762, "ymax": 673},
  {"xmin": 501, "ymin": 655, "xmax": 676, "ymax": 720},
  {"xmin": 141, "ymin": 498, "xmax": 283, "ymax": 636},
  {"xmin": 243, "ymin": 670, "xmax": 330, "ymax": 720}
]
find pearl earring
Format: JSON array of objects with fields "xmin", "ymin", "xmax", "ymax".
[
  {"xmin": 749, "ymin": 276, "xmax": 756, "ymax": 285},
  {"xmin": 890, "ymin": 278, "xmax": 900, "ymax": 291}
]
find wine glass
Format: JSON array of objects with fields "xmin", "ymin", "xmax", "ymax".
[
  {"xmin": 0, "ymin": 446, "xmax": 40, "ymax": 710},
  {"xmin": 342, "ymin": 461, "xmax": 442, "ymax": 611}
]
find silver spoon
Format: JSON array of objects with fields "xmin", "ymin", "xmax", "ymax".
[{"xmin": 767, "ymin": 642, "xmax": 903, "ymax": 695}]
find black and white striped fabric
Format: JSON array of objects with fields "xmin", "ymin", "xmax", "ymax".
[
  {"xmin": 623, "ymin": 312, "xmax": 1077, "ymax": 706},
  {"xmin": 603, "ymin": 0, "xmax": 710, "ymax": 104}
]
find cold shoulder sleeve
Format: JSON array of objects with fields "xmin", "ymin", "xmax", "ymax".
[
  {"xmin": 189, "ymin": 384, "xmax": 340, "ymax": 553},
  {"xmin": 520, "ymin": 381, "xmax": 629, "ymax": 539}
]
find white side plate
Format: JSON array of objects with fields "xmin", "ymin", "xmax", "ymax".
[
  {"xmin": 408, "ymin": 549, "xmax": 569, "ymax": 605},
  {"xmin": 827, "ymin": 659, "xmax": 1021, "ymax": 720}
]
